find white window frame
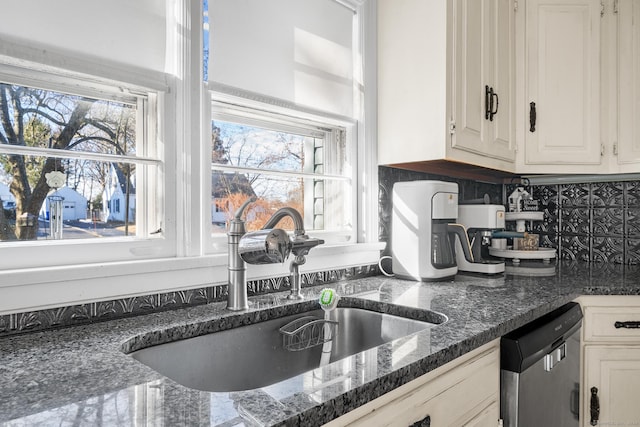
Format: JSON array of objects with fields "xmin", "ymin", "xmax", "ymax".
[
  {"xmin": 0, "ymin": 63, "xmax": 173, "ymax": 271},
  {"xmin": 0, "ymin": 0, "xmax": 381, "ymax": 315},
  {"xmin": 207, "ymin": 96, "xmax": 358, "ymax": 253}
]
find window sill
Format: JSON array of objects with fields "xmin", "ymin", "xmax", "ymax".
[{"xmin": 0, "ymin": 242, "xmax": 384, "ymax": 315}]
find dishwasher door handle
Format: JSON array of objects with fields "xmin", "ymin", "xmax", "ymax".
[{"xmin": 543, "ymin": 342, "xmax": 567, "ymax": 372}]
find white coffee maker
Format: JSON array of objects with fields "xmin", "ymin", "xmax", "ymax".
[{"xmin": 391, "ymin": 180, "xmax": 473, "ymax": 281}]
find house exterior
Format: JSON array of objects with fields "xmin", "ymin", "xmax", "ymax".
[
  {"xmin": 102, "ymin": 164, "xmax": 136, "ymax": 223},
  {"xmin": 0, "ymin": 182, "xmax": 15, "ymax": 208},
  {"xmin": 40, "ymin": 186, "xmax": 88, "ymax": 221},
  {"xmin": 211, "ymin": 172, "xmax": 256, "ymax": 226}
]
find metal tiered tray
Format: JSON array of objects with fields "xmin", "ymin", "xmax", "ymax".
[
  {"xmin": 489, "ymin": 247, "xmax": 556, "ymax": 264},
  {"xmin": 490, "ymin": 211, "xmax": 556, "ymax": 264}
]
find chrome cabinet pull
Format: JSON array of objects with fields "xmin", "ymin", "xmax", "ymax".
[{"xmin": 614, "ymin": 321, "xmax": 640, "ymax": 329}]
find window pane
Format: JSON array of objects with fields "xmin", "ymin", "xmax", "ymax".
[
  {"xmin": 0, "ymin": 81, "xmax": 151, "ymax": 243},
  {"xmin": 211, "ymin": 174, "xmax": 305, "ymax": 234},
  {"xmin": 212, "ymin": 120, "xmax": 319, "ymax": 174},
  {"xmin": 0, "ymin": 156, "xmax": 139, "ymax": 241},
  {"xmin": 210, "ymin": 109, "xmax": 353, "ymax": 244},
  {"xmin": 0, "ymin": 82, "xmax": 137, "ymax": 156}
]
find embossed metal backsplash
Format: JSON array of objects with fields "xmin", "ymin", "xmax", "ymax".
[
  {"xmin": 0, "ymin": 265, "xmax": 378, "ymax": 337},
  {"xmin": 505, "ymin": 181, "xmax": 640, "ymax": 265},
  {"xmin": 379, "ymin": 166, "xmax": 640, "ymax": 265}
]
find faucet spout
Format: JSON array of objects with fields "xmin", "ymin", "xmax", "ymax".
[
  {"xmin": 261, "ymin": 207, "xmax": 305, "ymax": 236},
  {"xmin": 229, "ymin": 204, "xmax": 324, "ymax": 305}
]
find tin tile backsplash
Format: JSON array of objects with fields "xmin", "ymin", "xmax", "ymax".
[
  {"xmin": 379, "ymin": 166, "xmax": 640, "ymax": 265},
  {"xmin": 0, "ymin": 265, "xmax": 378, "ymax": 337},
  {"xmin": 526, "ymin": 181, "xmax": 640, "ymax": 264}
]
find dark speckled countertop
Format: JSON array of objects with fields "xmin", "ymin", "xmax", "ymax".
[{"xmin": 2, "ymin": 261, "xmax": 640, "ymax": 426}]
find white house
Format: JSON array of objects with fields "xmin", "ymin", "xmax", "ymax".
[
  {"xmin": 0, "ymin": 182, "xmax": 15, "ymax": 208},
  {"xmin": 102, "ymin": 164, "xmax": 136, "ymax": 223},
  {"xmin": 40, "ymin": 186, "xmax": 88, "ymax": 221}
]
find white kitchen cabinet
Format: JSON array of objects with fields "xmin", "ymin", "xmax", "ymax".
[
  {"xmin": 452, "ymin": 0, "xmax": 516, "ymax": 164},
  {"xmin": 517, "ymin": 0, "xmax": 602, "ymax": 173},
  {"xmin": 584, "ymin": 347, "xmax": 640, "ymax": 426},
  {"xmin": 324, "ymin": 339, "xmax": 501, "ymax": 427},
  {"xmin": 463, "ymin": 400, "xmax": 501, "ymax": 427},
  {"xmin": 377, "ymin": 0, "xmax": 516, "ymax": 174},
  {"xmin": 613, "ymin": 0, "xmax": 640, "ymax": 171},
  {"xmin": 577, "ymin": 296, "xmax": 640, "ymax": 427}
]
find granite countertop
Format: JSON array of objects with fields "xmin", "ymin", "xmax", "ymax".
[{"xmin": 2, "ymin": 260, "xmax": 640, "ymax": 426}]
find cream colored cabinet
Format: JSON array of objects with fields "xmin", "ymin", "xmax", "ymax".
[
  {"xmin": 613, "ymin": 0, "xmax": 640, "ymax": 171},
  {"xmin": 517, "ymin": 0, "xmax": 602, "ymax": 173},
  {"xmin": 578, "ymin": 296, "xmax": 640, "ymax": 427},
  {"xmin": 584, "ymin": 347, "xmax": 640, "ymax": 426},
  {"xmin": 378, "ymin": 0, "xmax": 516, "ymax": 173},
  {"xmin": 324, "ymin": 339, "xmax": 501, "ymax": 427},
  {"xmin": 452, "ymin": 0, "xmax": 516, "ymax": 164},
  {"xmin": 463, "ymin": 401, "xmax": 501, "ymax": 427}
]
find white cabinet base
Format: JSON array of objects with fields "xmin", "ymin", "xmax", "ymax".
[{"xmin": 324, "ymin": 339, "xmax": 500, "ymax": 427}]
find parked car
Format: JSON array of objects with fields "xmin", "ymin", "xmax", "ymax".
[{"xmin": 2, "ymin": 200, "xmax": 16, "ymax": 219}]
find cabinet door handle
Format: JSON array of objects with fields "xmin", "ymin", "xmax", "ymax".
[
  {"xmin": 490, "ymin": 91, "xmax": 499, "ymax": 121},
  {"xmin": 409, "ymin": 415, "xmax": 430, "ymax": 427},
  {"xmin": 614, "ymin": 321, "xmax": 640, "ymax": 329},
  {"xmin": 529, "ymin": 102, "xmax": 537, "ymax": 132},
  {"xmin": 590, "ymin": 386, "xmax": 600, "ymax": 426},
  {"xmin": 485, "ymin": 85, "xmax": 491, "ymax": 120}
]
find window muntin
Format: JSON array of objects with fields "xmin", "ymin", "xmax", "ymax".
[
  {"xmin": 0, "ymin": 81, "xmax": 162, "ymax": 244},
  {"xmin": 210, "ymin": 104, "xmax": 354, "ymax": 243}
]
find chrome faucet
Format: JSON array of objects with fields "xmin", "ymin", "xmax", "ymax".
[
  {"xmin": 226, "ymin": 197, "xmax": 256, "ymax": 311},
  {"xmin": 226, "ymin": 202, "xmax": 324, "ymax": 310}
]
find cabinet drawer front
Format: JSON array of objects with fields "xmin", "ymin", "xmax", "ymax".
[
  {"xmin": 584, "ymin": 306, "xmax": 640, "ymax": 342},
  {"xmin": 341, "ymin": 345, "xmax": 499, "ymax": 426}
]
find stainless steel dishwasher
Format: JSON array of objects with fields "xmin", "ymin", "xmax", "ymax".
[{"xmin": 501, "ymin": 302, "xmax": 583, "ymax": 427}]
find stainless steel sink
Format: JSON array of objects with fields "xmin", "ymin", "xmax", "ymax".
[{"xmin": 129, "ymin": 306, "xmax": 445, "ymax": 392}]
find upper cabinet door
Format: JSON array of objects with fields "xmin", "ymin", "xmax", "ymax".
[
  {"xmin": 452, "ymin": 0, "xmax": 485, "ymax": 155},
  {"xmin": 452, "ymin": 0, "xmax": 516, "ymax": 162},
  {"xmin": 490, "ymin": 0, "xmax": 516, "ymax": 159},
  {"xmin": 524, "ymin": 0, "xmax": 601, "ymax": 165},
  {"xmin": 617, "ymin": 0, "xmax": 640, "ymax": 167}
]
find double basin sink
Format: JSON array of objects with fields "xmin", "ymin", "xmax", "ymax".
[{"xmin": 126, "ymin": 298, "xmax": 447, "ymax": 392}]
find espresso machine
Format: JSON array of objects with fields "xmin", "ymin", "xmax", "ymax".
[
  {"xmin": 391, "ymin": 180, "xmax": 473, "ymax": 281},
  {"xmin": 454, "ymin": 204, "xmax": 506, "ymax": 274}
]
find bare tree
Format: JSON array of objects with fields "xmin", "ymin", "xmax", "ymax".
[{"xmin": 0, "ymin": 83, "xmax": 136, "ymax": 240}]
